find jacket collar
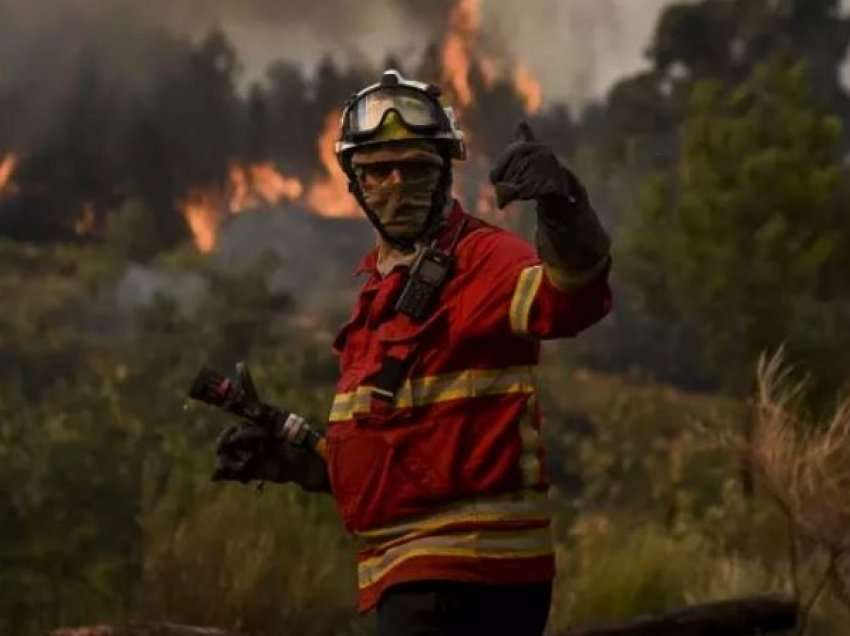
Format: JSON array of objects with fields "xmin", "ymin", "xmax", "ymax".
[{"xmin": 353, "ymin": 199, "xmax": 465, "ymax": 277}]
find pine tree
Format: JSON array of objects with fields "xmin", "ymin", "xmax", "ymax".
[{"xmin": 619, "ymin": 58, "xmax": 850, "ymax": 401}]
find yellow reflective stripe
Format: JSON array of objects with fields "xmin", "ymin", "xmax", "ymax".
[
  {"xmin": 328, "ymin": 388, "xmax": 374, "ymax": 422},
  {"xmin": 510, "ymin": 265, "xmax": 544, "ymax": 335},
  {"xmin": 356, "ymin": 489, "xmax": 552, "ymax": 545},
  {"xmin": 544, "ymin": 254, "xmax": 611, "ymax": 291},
  {"xmin": 358, "ymin": 511, "xmax": 550, "ymax": 555},
  {"xmin": 328, "ymin": 366, "xmax": 537, "ymax": 422},
  {"xmin": 407, "ymin": 366, "xmax": 535, "ymax": 404},
  {"xmin": 518, "ymin": 393, "xmax": 542, "ymax": 488},
  {"xmin": 357, "ymin": 525, "xmax": 554, "ymax": 588}
]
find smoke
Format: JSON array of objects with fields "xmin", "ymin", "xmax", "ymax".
[
  {"xmin": 0, "ymin": 0, "xmax": 678, "ymax": 127},
  {"xmin": 221, "ymin": 0, "xmax": 681, "ymax": 107},
  {"xmin": 4, "ymin": 0, "xmax": 849, "ymax": 128},
  {"xmin": 480, "ymin": 0, "xmax": 680, "ymax": 107},
  {"xmin": 111, "ymin": 205, "xmax": 374, "ymax": 323},
  {"xmin": 215, "ymin": 1, "xmax": 451, "ymax": 80},
  {"xmin": 115, "ymin": 265, "xmax": 210, "ymax": 320},
  {"xmin": 215, "ymin": 205, "xmax": 374, "ymax": 314}
]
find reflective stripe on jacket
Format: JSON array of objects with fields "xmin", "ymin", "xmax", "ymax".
[{"xmin": 326, "ymin": 201, "xmax": 612, "ymax": 612}]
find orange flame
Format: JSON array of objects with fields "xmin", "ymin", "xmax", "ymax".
[
  {"xmin": 228, "ymin": 165, "xmax": 251, "ymax": 213},
  {"xmin": 248, "ymin": 162, "xmax": 303, "ymax": 204},
  {"xmin": 439, "ymin": 0, "xmax": 545, "ymax": 117},
  {"xmin": 229, "ymin": 162, "xmax": 303, "ymax": 213},
  {"xmin": 74, "ymin": 202, "xmax": 96, "ymax": 236},
  {"xmin": 305, "ymin": 110, "xmax": 360, "ymax": 219},
  {"xmin": 181, "ymin": 191, "xmax": 221, "ymax": 253},
  {"xmin": 181, "ymin": 161, "xmax": 304, "ymax": 252},
  {"xmin": 441, "ymin": 0, "xmax": 482, "ymax": 109},
  {"xmin": 514, "ymin": 63, "xmax": 543, "ymax": 114},
  {"xmin": 0, "ymin": 153, "xmax": 18, "ymax": 195}
]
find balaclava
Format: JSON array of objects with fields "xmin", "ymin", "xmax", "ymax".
[{"xmin": 350, "ymin": 139, "xmax": 452, "ymax": 251}]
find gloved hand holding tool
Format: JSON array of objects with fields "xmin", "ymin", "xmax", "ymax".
[{"xmin": 188, "ymin": 362, "xmax": 330, "ymax": 493}]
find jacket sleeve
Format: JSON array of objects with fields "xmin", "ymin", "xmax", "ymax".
[
  {"xmin": 456, "ymin": 226, "xmax": 612, "ymax": 341},
  {"xmin": 534, "ymin": 172, "xmax": 612, "ymax": 292}
]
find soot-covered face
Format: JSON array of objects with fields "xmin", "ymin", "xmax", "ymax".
[{"xmin": 352, "ymin": 141, "xmax": 446, "ymax": 241}]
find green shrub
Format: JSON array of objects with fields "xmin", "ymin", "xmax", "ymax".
[{"xmin": 141, "ymin": 479, "xmax": 367, "ymax": 635}]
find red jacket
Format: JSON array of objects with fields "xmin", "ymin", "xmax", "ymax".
[{"xmin": 326, "ymin": 201, "xmax": 612, "ymax": 612}]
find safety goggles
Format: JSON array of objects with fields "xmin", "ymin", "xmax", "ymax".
[{"xmin": 343, "ymin": 87, "xmax": 449, "ymax": 139}]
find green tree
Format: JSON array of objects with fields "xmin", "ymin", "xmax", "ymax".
[
  {"xmin": 619, "ymin": 58, "xmax": 850, "ymax": 400},
  {"xmin": 582, "ymin": 0, "xmax": 850, "ymax": 167}
]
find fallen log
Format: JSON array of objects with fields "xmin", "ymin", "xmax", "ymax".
[
  {"xmin": 561, "ymin": 595, "xmax": 797, "ymax": 636},
  {"xmin": 50, "ymin": 595, "xmax": 797, "ymax": 636}
]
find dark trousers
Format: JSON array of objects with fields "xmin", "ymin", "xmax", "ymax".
[{"xmin": 376, "ymin": 580, "xmax": 553, "ymax": 636}]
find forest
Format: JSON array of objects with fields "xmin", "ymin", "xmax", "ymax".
[{"xmin": 2, "ymin": 1, "xmax": 850, "ymax": 634}]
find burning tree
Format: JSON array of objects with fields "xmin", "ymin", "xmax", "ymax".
[{"xmin": 0, "ymin": 0, "xmax": 560, "ymax": 255}]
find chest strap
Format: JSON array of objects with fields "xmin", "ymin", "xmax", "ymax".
[{"xmin": 371, "ymin": 217, "xmax": 469, "ymax": 403}]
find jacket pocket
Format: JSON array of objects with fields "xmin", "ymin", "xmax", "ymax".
[{"xmin": 327, "ymin": 420, "xmax": 446, "ymax": 532}]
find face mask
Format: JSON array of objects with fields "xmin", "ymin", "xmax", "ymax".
[{"xmin": 361, "ymin": 168, "xmax": 442, "ymax": 240}]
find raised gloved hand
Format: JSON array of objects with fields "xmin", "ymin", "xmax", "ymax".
[
  {"xmin": 213, "ymin": 423, "xmax": 330, "ymax": 493},
  {"xmin": 489, "ymin": 122, "xmax": 584, "ymax": 209},
  {"xmin": 490, "ymin": 121, "xmax": 611, "ymax": 284}
]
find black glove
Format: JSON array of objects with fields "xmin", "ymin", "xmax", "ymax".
[
  {"xmin": 489, "ymin": 122, "xmax": 583, "ymax": 209},
  {"xmin": 213, "ymin": 424, "xmax": 330, "ymax": 493},
  {"xmin": 490, "ymin": 122, "xmax": 610, "ymax": 279}
]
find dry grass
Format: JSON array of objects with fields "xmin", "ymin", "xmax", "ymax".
[
  {"xmin": 721, "ymin": 349, "xmax": 850, "ymax": 633},
  {"xmin": 750, "ymin": 351, "xmax": 850, "ymax": 555}
]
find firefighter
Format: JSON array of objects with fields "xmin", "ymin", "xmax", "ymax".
[{"xmin": 214, "ymin": 69, "xmax": 612, "ymax": 635}]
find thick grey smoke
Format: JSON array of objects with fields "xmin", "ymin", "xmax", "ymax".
[
  {"xmin": 0, "ymin": 0, "xmax": 680, "ymax": 124},
  {"xmin": 3, "ymin": 0, "xmax": 849, "ymax": 121},
  {"xmin": 481, "ymin": 0, "xmax": 681, "ymax": 106},
  {"xmin": 0, "ymin": 0, "xmax": 452, "ymax": 148},
  {"xmin": 112, "ymin": 206, "xmax": 375, "ymax": 322},
  {"xmin": 223, "ymin": 0, "xmax": 680, "ymax": 107}
]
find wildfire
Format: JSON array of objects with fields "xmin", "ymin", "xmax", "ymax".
[
  {"xmin": 229, "ymin": 162, "xmax": 303, "ymax": 213},
  {"xmin": 514, "ymin": 64, "xmax": 542, "ymax": 114},
  {"xmin": 181, "ymin": 161, "xmax": 305, "ymax": 253},
  {"xmin": 440, "ymin": 0, "xmax": 543, "ymax": 117},
  {"xmin": 182, "ymin": 191, "xmax": 220, "ymax": 254},
  {"xmin": 179, "ymin": 116, "xmax": 366, "ymax": 253},
  {"xmin": 441, "ymin": 0, "xmax": 482, "ymax": 109},
  {"xmin": 305, "ymin": 110, "xmax": 360, "ymax": 219},
  {"xmin": 74, "ymin": 202, "xmax": 96, "ymax": 236},
  {"xmin": 0, "ymin": 153, "xmax": 18, "ymax": 195},
  {"xmin": 178, "ymin": 0, "xmax": 547, "ymax": 254}
]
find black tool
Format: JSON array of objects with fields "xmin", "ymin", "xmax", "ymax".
[{"xmin": 188, "ymin": 363, "xmax": 326, "ymax": 458}]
